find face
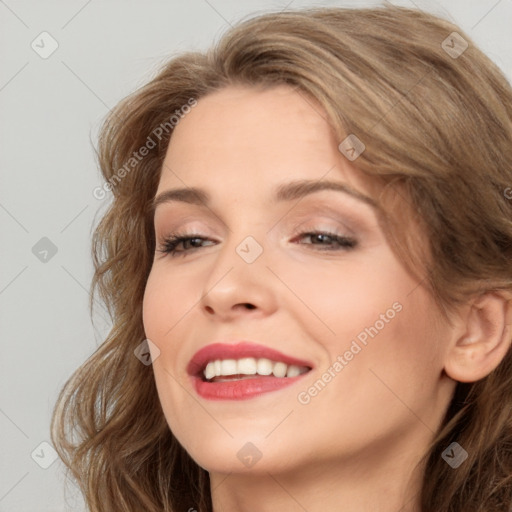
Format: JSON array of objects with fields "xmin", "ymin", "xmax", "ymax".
[{"xmin": 142, "ymin": 84, "xmax": 456, "ymax": 476}]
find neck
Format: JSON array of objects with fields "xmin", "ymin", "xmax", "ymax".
[{"xmin": 209, "ymin": 437, "xmax": 428, "ymax": 512}]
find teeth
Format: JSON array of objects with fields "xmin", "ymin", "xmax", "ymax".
[
  {"xmin": 238, "ymin": 357, "xmax": 257, "ymax": 375},
  {"xmin": 273, "ymin": 362, "xmax": 288, "ymax": 378},
  {"xmin": 256, "ymin": 358, "xmax": 273, "ymax": 376},
  {"xmin": 202, "ymin": 358, "xmax": 309, "ymax": 381},
  {"xmin": 204, "ymin": 362, "xmax": 216, "ymax": 380},
  {"xmin": 286, "ymin": 365, "xmax": 302, "ymax": 378},
  {"xmin": 220, "ymin": 359, "xmax": 237, "ymax": 376}
]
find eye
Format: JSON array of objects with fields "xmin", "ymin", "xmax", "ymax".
[
  {"xmin": 292, "ymin": 230, "xmax": 357, "ymax": 250},
  {"xmin": 157, "ymin": 233, "xmax": 215, "ymax": 257},
  {"xmin": 156, "ymin": 229, "xmax": 357, "ymax": 258}
]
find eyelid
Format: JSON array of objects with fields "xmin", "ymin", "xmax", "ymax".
[
  {"xmin": 286, "ymin": 213, "xmax": 359, "ymax": 237},
  {"xmin": 155, "ymin": 204, "xmax": 367, "ymax": 239}
]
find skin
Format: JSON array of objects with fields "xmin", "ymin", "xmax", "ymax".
[{"xmin": 142, "ymin": 84, "xmax": 512, "ymax": 512}]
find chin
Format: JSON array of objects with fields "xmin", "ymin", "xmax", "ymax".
[{"xmin": 175, "ymin": 431, "xmax": 298, "ymax": 475}]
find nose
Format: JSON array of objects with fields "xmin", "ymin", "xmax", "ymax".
[{"xmin": 199, "ymin": 234, "xmax": 279, "ymax": 322}]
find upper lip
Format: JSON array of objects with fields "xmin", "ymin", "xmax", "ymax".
[{"xmin": 187, "ymin": 341, "xmax": 314, "ymax": 377}]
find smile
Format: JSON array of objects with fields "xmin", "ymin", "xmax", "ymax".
[
  {"xmin": 187, "ymin": 341, "xmax": 313, "ymax": 400},
  {"xmin": 203, "ymin": 358, "xmax": 310, "ymax": 381}
]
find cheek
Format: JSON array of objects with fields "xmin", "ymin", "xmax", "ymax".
[
  {"xmin": 295, "ymin": 291, "xmax": 443, "ymax": 453},
  {"xmin": 337, "ymin": 288, "xmax": 441, "ymax": 410},
  {"xmin": 142, "ymin": 272, "xmax": 166, "ymax": 340},
  {"xmin": 282, "ymin": 253, "xmax": 407, "ymax": 345},
  {"xmin": 291, "ymin": 253, "xmax": 441, "ymax": 399},
  {"xmin": 142, "ymin": 269, "xmax": 196, "ymax": 442},
  {"xmin": 142, "ymin": 267, "xmax": 194, "ymax": 340}
]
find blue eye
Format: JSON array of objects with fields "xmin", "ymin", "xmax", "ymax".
[{"xmin": 157, "ymin": 230, "xmax": 357, "ymax": 258}]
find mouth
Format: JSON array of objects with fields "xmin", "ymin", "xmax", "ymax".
[{"xmin": 187, "ymin": 341, "xmax": 313, "ymax": 400}]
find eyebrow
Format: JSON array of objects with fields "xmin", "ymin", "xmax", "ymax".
[{"xmin": 151, "ymin": 179, "xmax": 380, "ymax": 212}]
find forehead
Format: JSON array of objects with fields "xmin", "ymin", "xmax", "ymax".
[{"xmin": 158, "ymin": 84, "xmax": 370, "ymax": 197}]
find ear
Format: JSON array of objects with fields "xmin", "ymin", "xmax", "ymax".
[{"xmin": 444, "ymin": 291, "xmax": 512, "ymax": 383}]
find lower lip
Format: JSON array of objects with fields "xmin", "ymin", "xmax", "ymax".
[{"xmin": 192, "ymin": 374, "xmax": 309, "ymax": 400}]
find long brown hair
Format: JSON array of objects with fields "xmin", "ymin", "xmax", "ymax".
[{"xmin": 51, "ymin": 4, "xmax": 512, "ymax": 511}]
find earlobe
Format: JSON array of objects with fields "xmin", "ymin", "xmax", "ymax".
[{"xmin": 443, "ymin": 292, "xmax": 512, "ymax": 383}]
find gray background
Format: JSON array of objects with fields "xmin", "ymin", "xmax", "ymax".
[{"xmin": 1, "ymin": 0, "xmax": 511, "ymax": 510}]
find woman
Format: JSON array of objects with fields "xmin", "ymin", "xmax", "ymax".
[{"xmin": 51, "ymin": 4, "xmax": 512, "ymax": 511}]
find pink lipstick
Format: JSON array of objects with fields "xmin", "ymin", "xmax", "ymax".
[{"xmin": 187, "ymin": 341, "xmax": 313, "ymax": 400}]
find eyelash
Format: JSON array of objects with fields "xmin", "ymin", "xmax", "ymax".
[{"xmin": 157, "ymin": 230, "xmax": 357, "ymax": 258}]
